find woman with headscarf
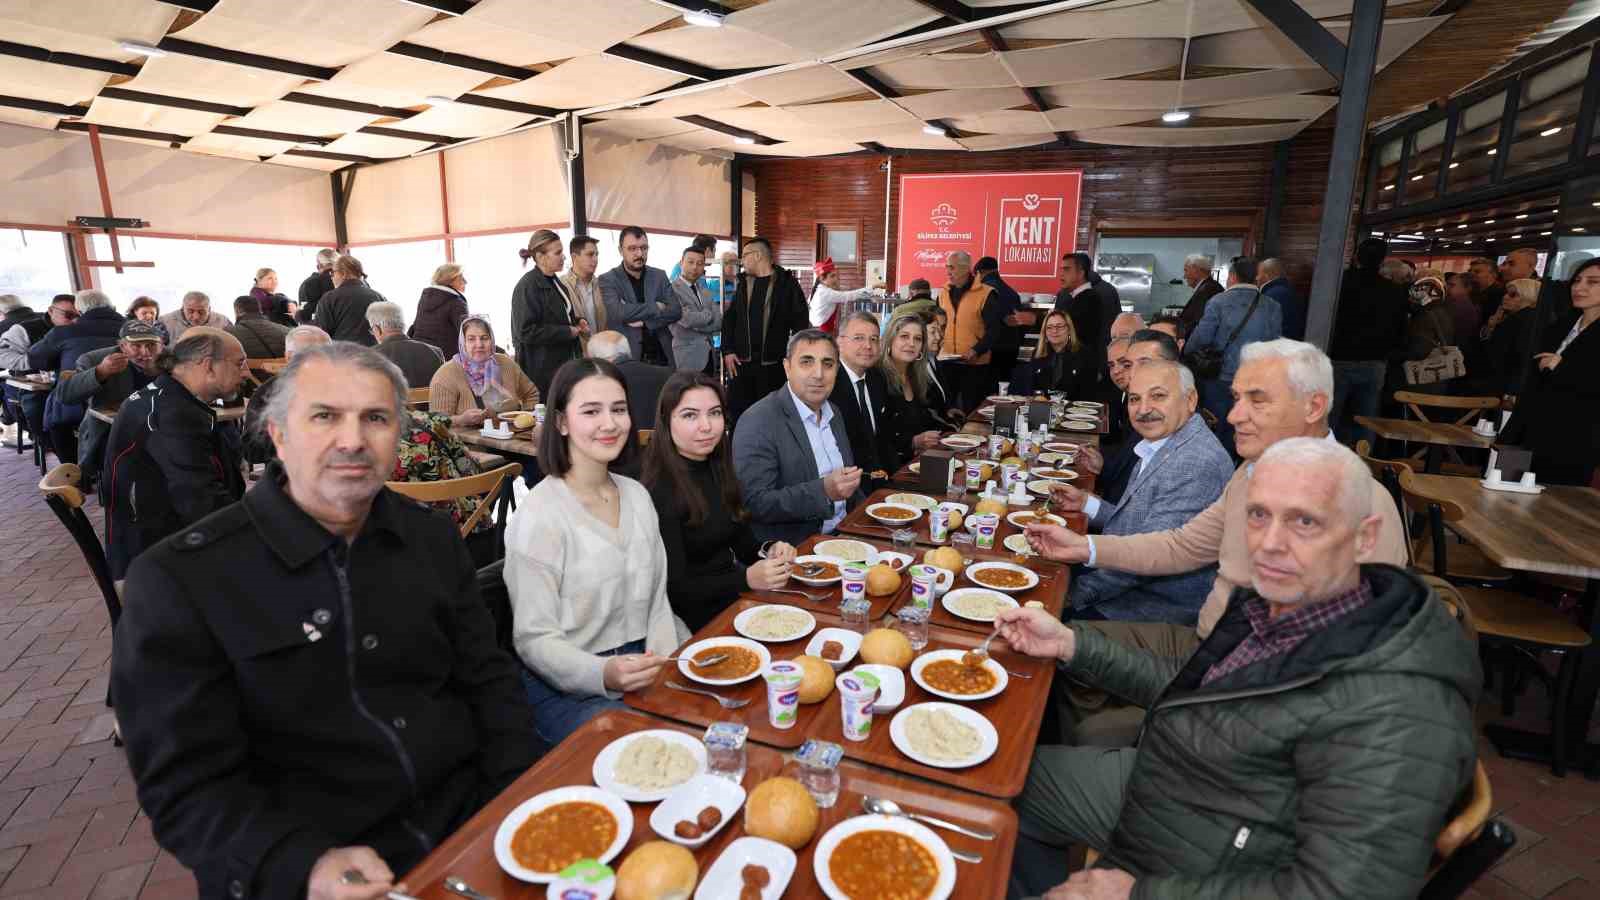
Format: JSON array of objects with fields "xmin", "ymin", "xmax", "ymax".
[
  {"xmin": 428, "ymin": 315, "xmax": 540, "ymax": 429},
  {"xmin": 1476, "ymin": 276, "xmax": 1541, "ymax": 396}
]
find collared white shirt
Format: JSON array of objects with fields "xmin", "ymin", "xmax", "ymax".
[
  {"xmin": 843, "ymin": 364, "xmax": 877, "ymax": 433},
  {"xmin": 789, "ymin": 386, "xmax": 849, "ymax": 532},
  {"xmin": 1082, "ymin": 434, "xmax": 1170, "ymax": 521},
  {"xmin": 1070, "ymin": 282, "xmax": 1093, "ymax": 299}
]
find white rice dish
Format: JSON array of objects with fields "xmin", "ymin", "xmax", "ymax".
[
  {"xmin": 903, "ymin": 709, "xmax": 983, "ymax": 761},
  {"xmin": 743, "ymin": 607, "xmax": 812, "ymax": 640},
  {"xmin": 817, "ymin": 539, "xmax": 873, "ymax": 562},
  {"xmin": 947, "ymin": 592, "xmax": 1006, "ymax": 620},
  {"xmin": 612, "ymin": 736, "xmax": 697, "ymax": 790}
]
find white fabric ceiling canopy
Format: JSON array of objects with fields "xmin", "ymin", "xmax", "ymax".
[
  {"xmin": 484, "ymin": 55, "xmax": 684, "ymax": 110},
  {"xmin": 81, "ymin": 96, "xmax": 225, "ymax": 136},
  {"xmin": 170, "ymin": 0, "xmax": 436, "ymax": 69}
]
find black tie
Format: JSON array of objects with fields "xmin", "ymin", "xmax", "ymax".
[{"xmin": 857, "ymin": 378, "xmax": 875, "ymax": 434}]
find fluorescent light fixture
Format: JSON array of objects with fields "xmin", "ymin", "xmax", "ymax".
[
  {"xmin": 922, "ymin": 124, "xmax": 947, "ymax": 137},
  {"xmin": 1541, "ymin": 230, "xmax": 1552, "ymax": 236},
  {"xmin": 1161, "ymin": 110, "xmax": 1191, "ymax": 124},
  {"xmin": 424, "ymin": 95, "xmax": 457, "ymax": 105},
  {"xmin": 1435, "ymin": 228, "xmax": 1445, "ymax": 233},
  {"xmin": 733, "ymin": 136, "xmax": 755, "ymax": 145},
  {"xmin": 1510, "ymin": 233, "xmax": 1521, "ymax": 239},
  {"xmin": 1457, "ymin": 224, "xmax": 1468, "ymax": 229},
  {"xmin": 1410, "ymin": 174, "xmax": 1424, "ymax": 181},
  {"xmin": 118, "ymin": 39, "xmax": 166, "ymax": 58},
  {"xmin": 1484, "ymin": 219, "xmax": 1495, "ymax": 224},
  {"xmin": 1383, "ymin": 184, "xmax": 1395, "ymax": 190},
  {"xmin": 1448, "ymin": 161, "xmax": 1460, "ymax": 169},
  {"xmin": 1541, "ymin": 126, "xmax": 1563, "ymax": 137},
  {"xmin": 682, "ymin": 9, "xmax": 725, "ymax": 27},
  {"xmin": 1370, "ymin": 231, "xmax": 1384, "ymax": 237},
  {"xmin": 1515, "ymin": 213, "xmax": 1527, "ymax": 219},
  {"xmin": 1487, "ymin": 148, "xmax": 1497, "ymax": 155},
  {"xmin": 1593, "ymin": 201, "xmax": 1600, "ymax": 207}
]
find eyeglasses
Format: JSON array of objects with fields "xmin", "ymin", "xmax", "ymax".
[{"xmin": 841, "ymin": 334, "xmax": 880, "ymax": 346}]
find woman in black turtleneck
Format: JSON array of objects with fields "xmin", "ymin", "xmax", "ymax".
[{"xmin": 642, "ymin": 371, "xmax": 797, "ymax": 631}]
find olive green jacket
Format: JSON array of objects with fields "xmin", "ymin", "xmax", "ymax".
[{"xmin": 1068, "ymin": 564, "xmax": 1481, "ymax": 900}]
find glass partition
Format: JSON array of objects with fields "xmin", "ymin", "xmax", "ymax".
[
  {"xmin": 0, "ymin": 229, "xmax": 73, "ymax": 309},
  {"xmin": 89, "ymin": 235, "xmax": 329, "ymax": 321}
]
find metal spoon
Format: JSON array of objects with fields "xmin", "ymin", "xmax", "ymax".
[
  {"xmin": 662, "ymin": 652, "xmax": 728, "ymax": 667},
  {"xmin": 444, "ymin": 876, "xmax": 493, "ymax": 900},
  {"xmin": 862, "ymin": 796, "xmax": 996, "ymax": 841},
  {"xmin": 963, "ymin": 625, "xmax": 1001, "ymax": 667},
  {"xmin": 665, "ymin": 680, "xmax": 751, "ymax": 709}
]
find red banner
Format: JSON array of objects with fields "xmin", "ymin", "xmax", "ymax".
[{"xmin": 895, "ymin": 170, "xmax": 1083, "ymax": 295}]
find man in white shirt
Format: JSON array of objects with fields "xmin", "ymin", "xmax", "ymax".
[
  {"xmin": 560, "ymin": 235, "xmax": 607, "ymax": 353},
  {"xmin": 732, "ymin": 329, "xmax": 865, "ymax": 544}
]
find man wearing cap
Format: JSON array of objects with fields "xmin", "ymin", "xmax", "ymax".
[
  {"xmin": 807, "ymin": 258, "xmax": 881, "ymax": 332},
  {"xmin": 59, "ymin": 320, "xmax": 166, "ymax": 476}
]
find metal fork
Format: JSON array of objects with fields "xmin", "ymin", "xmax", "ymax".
[
  {"xmin": 665, "ymin": 680, "xmax": 751, "ymax": 709},
  {"xmin": 765, "ymin": 588, "xmax": 825, "ymax": 602}
]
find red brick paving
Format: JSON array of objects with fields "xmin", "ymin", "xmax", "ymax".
[{"xmin": 2, "ymin": 445, "xmax": 1600, "ymax": 898}]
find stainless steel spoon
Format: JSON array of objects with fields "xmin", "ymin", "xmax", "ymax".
[
  {"xmin": 862, "ymin": 795, "xmax": 996, "ymax": 841},
  {"xmin": 444, "ymin": 876, "xmax": 493, "ymax": 900}
]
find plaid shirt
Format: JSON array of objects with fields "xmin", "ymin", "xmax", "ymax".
[{"xmin": 1203, "ymin": 579, "xmax": 1373, "ymax": 685}]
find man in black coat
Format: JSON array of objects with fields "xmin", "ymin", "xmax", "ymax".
[
  {"xmin": 296, "ymin": 248, "xmax": 337, "ymax": 323},
  {"xmin": 586, "ymin": 330, "xmax": 670, "ymax": 429},
  {"xmin": 1178, "ymin": 253, "xmax": 1225, "ymax": 335},
  {"xmin": 974, "ymin": 256, "xmax": 1026, "ymax": 392},
  {"xmin": 58, "ymin": 319, "xmax": 165, "ymax": 475},
  {"xmin": 313, "ymin": 255, "xmax": 384, "ymax": 346},
  {"xmin": 1054, "ymin": 253, "xmax": 1108, "ymax": 363},
  {"xmin": 829, "ymin": 310, "xmax": 899, "ymax": 483},
  {"xmin": 102, "ymin": 327, "xmax": 248, "ymax": 578},
  {"xmin": 724, "ymin": 237, "xmax": 809, "ymax": 422},
  {"xmin": 112, "ymin": 342, "xmax": 537, "ymax": 900}
]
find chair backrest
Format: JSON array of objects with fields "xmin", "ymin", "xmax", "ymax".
[
  {"xmin": 1394, "ymin": 391, "xmax": 1502, "ymax": 428},
  {"xmin": 386, "ymin": 462, "xmax": 521, "ymax": 539},
  {"xmin": 406, "ymin": 386, "xmax": 430, "ymax": 407},
  {"xmin": 1355, "ymin": 441, "xmax": 1415, "ymax": 565},
  {"xmin": 1396, "ymin": 467, "xmax": 1464, "ymax": 578},
  {"xmin": 37, "ymin": 464, "xmax": 122, "ymax": 628},
  {"xmin": 1422, "ymin": 818, "xmax": 1514, "ymax": 900}
]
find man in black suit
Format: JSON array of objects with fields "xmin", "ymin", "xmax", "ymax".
[
  {"xmin": 974, "ymin": 256, "xmax": 1024, "ymax": 391},
  {"xmin": 829, "ymin": 311, "xmax": 897, "ymax": 484},
  {"xmin": 587, "ymin": 330, "xmax": 670, "ymax": 429},
  {"xmin": 1178, "ymin": 253, "xmax": 1224, "ymax": 335},
  {"xmin": 1053, "ymin": 253, "xmax": 1111, "ymax": 354}
]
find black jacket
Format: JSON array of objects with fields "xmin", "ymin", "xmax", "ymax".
[
  {"xmin": 1054, "ymin": 286, "xmax": 1105, "ymax": 365},
  {"xmin": 725, "ymin": 265, "xmax": 809, "ymax": 366},
  {"xmin": 617, "ymin": 359, "xmax": 671, "ymax": 430},
  {"xmin": 1502, "ymin": 312, "xmax": 1600, "ymax": 473},
  {"xmin": 879, "ymin": 380, "xmax": 943, "ymax": 463},
  {"xmin": 314, "ymin": 280, "xmax": 384, "ymax": 345},
  {"xmin": 227, "ymin": 314, "xmax": 290, "ymax": 359},
  {"xmin": 1020, "ymin": 343, "xmax": 1098, "ymax": 398},
  {"xmin": 27, "ymin": 305, "xmax": 123, "ymax": 373},
  {"xmin": 410, "ymin": 286, "xmax": 469, "ymax": 359},
  {"xmin": 112, "ymin": 466, "xmax": 537, "ymax": 900},
  {"xmin": 649, "ymin": 457, "xmax": 762, "ymax": 632},
  {"xmin": 979, "ymin": 271, "xmax": 1023, "ymax": 352},
  {"xmin": 829, "ymin": 366, "xmax": 898, "ymax": 477},
  {"xmin": 296, "ymin": 270, "xmax": 333, "ymax": 323},
  {"xmin": 102, "ymin": 373, "xmax": 245, "ymax": 578},
  {"xmin": 1093, "ymin": 275, "xmax": 1122, "ymax": 347},
  {"xmin": 1478, "ymin": 307, "xmax": 1538, "ymax": 396},
  {"xmin": 1330, "ymin": 267, "xmax": 1408, "ymax": 362},
  {"xmin": 1178, "ymin": 277, "xmax": 1224, "ymax": 334},
  {"xmin": 510, "ymin": 267, "xmax": 581, "ymax": 400},
  {"xmin": 374, "ymin": 334, "xmax": 445, "ymax": 389}
]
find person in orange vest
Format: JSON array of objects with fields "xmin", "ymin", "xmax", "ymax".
[{"xmin": 937, "ymin": 250, "xmax": 1003, "ymax": 410}]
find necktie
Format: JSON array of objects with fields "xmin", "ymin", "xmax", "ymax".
[{"xmin": 856, "ymin": 378, "xmax": 876, "ymax": 434}]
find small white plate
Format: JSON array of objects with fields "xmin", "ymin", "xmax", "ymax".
[
  {"xmin": 649, "ymin": 774, "xmax": 745, "ymax": 848},
  {"xmin": 494, "ymin": 786, "xmax": 632, "ymax": 883},
  {"xmin": 1061, "ymin": 421, "xmax": 1098, "ymax": 431},
  {"xmin": 876, "ymin": 551, "xmax": 914, "ymax": 572},
  {"xmin": 940, "ymin": 435, "xmax": 984, "ymax": 451},
  {"xmin": 1070, "ymin": 400, "xmax": 1104, "ymax": 409},
  {"xmin": 815, "ymin": 539, "xmax": 878, "ymax": 564},
  {"xmin": 964, "ymin": 561, "xmax": 1040, "ymax": 594},
  {"xmin": 856, "ymin": 664, "xmax": 906, "ymax": 712},
  {"xmin": 867, "ymin": 502, "xmax": 923, "ymax": 525},
  {"xmin": 677, "ymin": 637, "xmax": 771, "ymax": 686},
  {"xmin": 1042, "ymin": 442, "xmax": 1081, "ymax": 453},
  {"xmin": 1035, "ymin": 452, "xmax": 1077, "ymax": 467},
  {"xmin": 792, "ymin": 554, "xmax": 845, "ymax": 586},
  {"xmin": 696, "ymin": 836, "xmax": 797, "ymax": 900},
  {"xmin": 1029, "ymin": 467, "xmax": 1078, "ymax": 482},
  {"xmin": 975, "ymin": 406, "xmax": 995, "ymax": 419},
  {"xmin": 734, "ymin": 604, "xmax": 816, "ymax": 643},
  {"xmin": 940, "ymin": 587, "xmax": 1019, "ymax": 624},
  {"xmin": 885, "ymin": 492, "xmax": 938, "ymax": 510},
  {"xmin": 814, "ymin": 816, "xmax": 957, "ymax": 900},
  {"xmin": 889, "ymin": 702, "xmax": 999, "ymax": 770},
  {"xmin": 591, "ymin": 729, "xmax": 707, "ymax": 803},
  {"xmin": 907, "ymin": 460, "xmax": 921, "ymax": 474},
  {"xmin": 1006, "ymin": 510, "xmax": 1065, "ymax": 529},
  {"xmin": 1003, "ymin": 533, "xmax": 1033, "ymax": 555},
  {"xmin": 1026, "ymin": 480, "xmax": 1061, "ymax": 497},
  {"xmin": 911, "ymin": 649, "xmax": 1009, "ymax": 702},
  {"xmin": 807, "ymin": 627, "xmax": 864, "ymax": 670}
]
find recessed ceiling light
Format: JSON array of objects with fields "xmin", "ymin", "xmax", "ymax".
[
  {"xmin": 1383, "ymin": 184, "xmax": 1395, "ymax": 190},
  {"xmin": 1435, "ymin": 228, "xmax": 1445, "ymax": 233},
  {"xmin": 1484, "ymin": 219, "xmax": 1495, "ymax": 224},
  {"xmin": 1457, "ymin": 224, "xmax": 1468, "ymax": 229},
  {"xmin": 1487, "ymin": 148, "xmax": 1498, "ymax": 156},
  {"xmin": 1370, "ymin": 231, "xmax": 1385, "ymax": 237},
  {"xmin": 1510, "ymin": 233, "xmax": 1521, "ymax": 239},
  {"xmin": 1576, "ymin": 227, "xmax": 1587, "ymax": 232},
  {"xmin": 1161, "ymin": 110, "xmax": 1191, "ymax": 124},
  {"xmin": 1515, "ymin": 213, "xmax": 1527, "ymax": 219},
  {"xmin": 118, "ymin": 39, "xmax": 166, "ymax": 58},
  {"xmin": 682, "ymin": 9, "xmax": 725, "ymax": 27},
  {"xmin": 922, "ymin": 124, "xmax": 947, "ymax": 137},
  {"xmin": 1410, "ymin": 174, "xmax": 1424, "ymax": 181},
  {"xmin": 733, "ymin": 136, "xmax": 756, "ymax": 145},
  {"xmin": 1448, "ymin": 161, "xmax": 1460, "ymax": 169},
  {"xmin": 1541, "ymin": 126, "xmax": 1563, "ymax": 137},
  {"xmin": 1541, "ymin": 230, "xmax": 1552, "ymax": 236},
  {"xmin": 1593, "ymin": 201, "xmax": 1600, "ymax": 207}
]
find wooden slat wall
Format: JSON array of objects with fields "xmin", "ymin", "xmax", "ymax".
[{"xmin": 747, "ymin": 125, "xmax": 1335, "ymax": 297}]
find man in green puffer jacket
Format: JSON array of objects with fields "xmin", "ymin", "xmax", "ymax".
[{"xmin": 1001, "ymin": 437, "xmax": 1480, "ymax": 900}]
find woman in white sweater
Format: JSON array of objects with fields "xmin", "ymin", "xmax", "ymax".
[
  {"xmin": 808, "ymin": 257, "xmax": 882, "ymax": 331},
  {"xmin": 504, "ymin": 357, "xmax": 686, "ymax": 745}
]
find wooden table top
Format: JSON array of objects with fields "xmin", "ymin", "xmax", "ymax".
[
  {"xmin": 1355, "ymin": 416, "xmax": 1494, "ymax": 450},
  {"xmin": 87, "ymin": 402, "xmax": 247, "ymax": 425},
  {"xmin": 4, "ymin": 377, "xmax": 53, "ymax": 393},
  {"xmin": 836, "ymin": 487, "xmax": 1088, "ymax": 564},
  {"xmin": 960, "ymin": 419, "xmax": 1102, "ymax": 445},
  {"xmin": 454, "ymin": 426, "xmax": 540, "ymax": 457},
  {"xmin": 1411, "ymin": 474, "xmax": 1600, "ymax": 580},
  {"xmin": 897, "ymin": 556, "xmax": 1068, "ymax": 633},
  {"xmin": 398, "ymin": 709, "xmax": 1018, "ymax": 899},
  {"xmin": 788, "ymin": 534, "xmax": 908, "ymax": 622}
]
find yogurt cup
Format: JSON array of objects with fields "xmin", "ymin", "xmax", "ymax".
[
  {"xmin": 973, "ymin": 513, "xmax": 999, "ymax": 550},
  {"xmin": 840, "ymin": 563, "xmax": 868, "ymax": 605},
  {"xmin": 908, "ymin": 564, "xmax": 940, "ymax": 610},
  {"xmin": 764, "ymin": 661, "xmax": 804, "ymax": 730},
  {"xmin": 836, "ymin": 672, "xmax": 878, "ymax": 742},
  {"xmin": 928, "ymin": 505, "xmax": 952, "ymax": 544}
]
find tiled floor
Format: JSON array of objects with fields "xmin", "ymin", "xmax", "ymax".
[{"xmin": 0, "ymin": 443, "xmax": 1595, "ymax": 899}]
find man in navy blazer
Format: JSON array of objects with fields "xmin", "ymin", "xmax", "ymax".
[
  {"xmin": 732, "ymin": 329, "xmax": 866, "ymax": 545},
  {"xmin": 1258, "ymin": 258, "xmax": 1306, "ymax": 341},
  {"xmin": 594, "ymin": 226, "xmax": 681, "ymax": 367},
  {"xmin": 1047, "ymin": 360, "xmax": 1234, "ymax": 624}
]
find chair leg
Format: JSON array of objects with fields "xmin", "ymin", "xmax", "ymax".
[{"xmin": 1551, "ymin": 650, "xmax": 1578, "ymax": 778}]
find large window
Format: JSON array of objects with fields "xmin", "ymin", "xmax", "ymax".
[
  {"xmin": 0, "ymin": 229, "xmax": 74, "ymax": 308},
  {"xmin": 89, "ymin": 235, "xmax": 329, "ymax": 320},
  {"xmin": 349, "ymin": 240, "xmax": 448, "ymax": 333}
]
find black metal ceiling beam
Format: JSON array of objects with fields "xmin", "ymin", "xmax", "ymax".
[
  {"xmin": 860, "ymin": 141, "xmax": 889, "ymax": 154},
  {"xmin": 0, "ymin": 39, "xmax": 139, "ymax": 77},
  {"xmin": 977, "ymin": 27, "xmax": 1073, "ymax": 144},
  {"xmin": 0, "ymin": 95, "xmax": 89, "ymax": 117},
  {"xmin": 908, "ymin": 0, "xmax": 976, "ymax": 23},
  {"xmin": 58, "ymin": 120, "xmax": 185, "ymax": 147},
  {"xmin": 156, "ymin": 37, "xmax": 339, "ymax": 81},
  {"xmin": 286, "ymin": 148, "xmax": 375, "ymax": 164},
  {"xmin": 281, "ymin": 92, "xmax": 416, "ymax": 120},
  {"xmin": 451, "ymin": 93, "xmax": 562, "ymax": 118},
  {"xmin": 386, "ymin": 42, "xmax": 539, "ymax": 81},
  {"xmin": 212, "ymin": 124, "xmax": 328, "ymax": 145},
  {"xmin": 603, "ymin": 44, "xmax": 738, "ymax": 83},
  {"xmin": 841, "ymin": 67, "xmax": 900, "ymax": 100},
  {"xmin": 359, "ymin": 124, "xmax": 460, "ymax": 145},
  {"xmin": 677, "ymin": 114, "xmax": 780, "ymax": 145},
  {"xmin": 1239, "ymin": 0, "xmax": 1347, "ymax": 83},
  {"xmin": 98, "ymin": 87, "xmax": 251, "ymax": 117},
  {"xmin": 395, "ymin": 0, "xmax": 474, "ymax": 14},
  {"xmin": 154, "ymin": 0, "xmax": 216, "ymax": 10}
]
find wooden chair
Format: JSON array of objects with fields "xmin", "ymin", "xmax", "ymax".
[
  {"xmin": 1398, "ymin": 467, "xmax": 1591, "ymax": 775},
  {"xmin": 245, "ymin": 357, "xmax": 287, "ymax": 386},
  {"xmin": 38, "ymin": 465, "xmax": 120, "ymax": 629},
  {"xmin": 1357, "ymin": 442, "xmax": 1509, "ymax": 584},
  {"xmin": 1421, "ymin": 765, "xmax": 1516, "ymax": 899},
  {"xmin": 386, "ymin": 462, "xmax": 521, "ymax": 540},
  {"xmin": 1391, "ymin": 391, "xmax": 1501, "ymax": 475},
  {"xmin": 406, "ymin": 386, "xmax": 430, "ymax": 408}
]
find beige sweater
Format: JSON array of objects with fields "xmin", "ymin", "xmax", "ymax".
[
  {"xmin": 427, "ymin": 353, "xmax": 540, "ymax": 416},
  {"xmin": 1092, "ymin": 463, "xmax": 1409, "ymax": 637}
]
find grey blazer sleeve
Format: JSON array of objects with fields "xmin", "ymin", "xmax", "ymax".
[
  {"xmin": 598, "ymin": 270, "xmax": 657, "ymax": 324},
  {"xmin": 733, "ymin": 404, "xmax": 832, "ymax": 525},
  {"xmin": 674, "ymin": 283, "xmax": 719, "ymax": 334},
  {"xmin": 649, "ymin": 270, "xmax": 682, "ymax": 327},
  {"xmin": 59, "ymin": 347, "xmax": 117, "ymax": 406}
]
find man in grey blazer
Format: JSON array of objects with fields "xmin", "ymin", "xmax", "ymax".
[
  {"xmin": 732, "ymin": 328, "xmax": 866, "ymax": 545},
  {"xmin": 669, "ymin": 245, "xmax": 721, "ymax": 374},
  {"xmin": 595, "ymin": 226, "xmax": 681, "ymax": 367},
  {"xmin": 1049, "ymin": 360, "xmax": 1234, "ymax": 625}
]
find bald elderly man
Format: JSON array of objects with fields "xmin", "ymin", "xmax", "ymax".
[{"xmin": 1005, "ymin": 437, "xmax": 1479, "ymax": 900}]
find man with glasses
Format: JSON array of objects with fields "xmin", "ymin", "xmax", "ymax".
[{"xmin": 829, "ymin": 311, "xmax": 897, "ymax": 486}]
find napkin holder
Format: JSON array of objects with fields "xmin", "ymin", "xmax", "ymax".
[
  {"xmin": 1483, "ymin": 446, "xmax": 1544, "ymax": 493},
  {"xmin": 993, "ymin": 400, "xmax": 1022, "ymax": 437},
  {"xmin": 480, "ymin": 418, "xmax": 513, "ymax": 439},
  {"xmin": 918, "ymin": 448, "xmax": 955, "ymax": 493},
  {"xmin": 1027, "ymin": 399, "xmax": 1053, "ymax": 429}
]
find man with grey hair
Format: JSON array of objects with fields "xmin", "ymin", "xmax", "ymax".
[
  {"xmin": 1108, "ymin": 311, "xmax": 1144, "ymax": 343},
  {"xmin": 1049, "ymin": 360, "xmax": 1233, "ymax": 623},
  {"xmin": 1001, "ymin": 435, "xmax": 1478, "ymax": 900},
  {"xmin": 940, "ymin": 249, "xmax": 1003, "ymax": 409},
  {"xmin": 103, "ymin": 327, "xmax": 248, "ymax": 578},
  {"xmin": 366, "ymin": 301, "xmax": 443, "ymax": 388},
  {"xmin": 1257, "ymin": 257, "xmax": 1305, "ymax": 341},
  {"xmin": 159, "ymin": 290, "xmax": 231, "ymax": 342},
  {"xmin": 243, "ymin": 326, "xmax": 331, "ymax": 465},
  {"xmin": 28, "ymin": 289, "xmax": 126, "ymax": 463},
  {"xmin": 1178, "ymin": 252, "xmax": 1223, "ymax": 333},
  {"xmin": 227, "ymin": 295, "xmax": 290, "ymax": 360},
  {"xmin": 112, "ymin": 341, "xmax": 537, "ymax": 900},
  {"xmin": 297, "ymin": 247, "xmax": 338, "ymax": 323},
  {"xmin": 1026, "ymin": 338, "xmax": 1409, "ymax": 745},
  {"xmin": 587, "ymin": 329, "xmax": 670, "ymax": 429}
]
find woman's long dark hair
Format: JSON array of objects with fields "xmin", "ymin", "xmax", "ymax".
[
  {"xmin": 537, "ymin": 358, "xmax": 639, "ymax": 476},
  {"xmin": 640, "ymin": 371, "xmax": 745, "ymax": 527}
]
